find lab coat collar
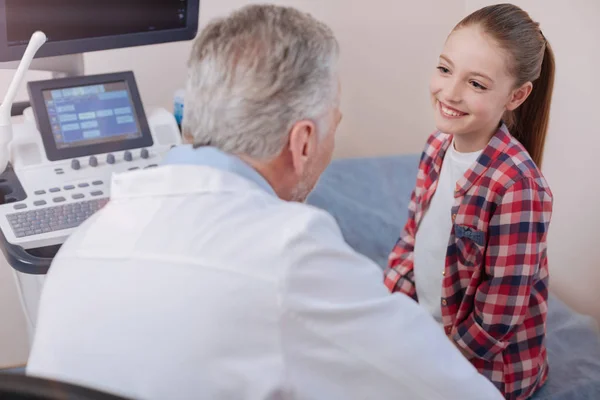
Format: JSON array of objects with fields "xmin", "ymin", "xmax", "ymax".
[{"xmin": 161, "ymin": 145, "xmax": 276, "ymax": 196}]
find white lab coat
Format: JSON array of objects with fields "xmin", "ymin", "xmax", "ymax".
[{"xmin": 27, "ymin": 164, "xmax": 502, "ymax": 400}]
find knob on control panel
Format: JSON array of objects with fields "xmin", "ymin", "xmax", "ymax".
[
  {"xmin": 71, "ymin": 159, "xmax": 80, "ymax": 170},
  {"xmin": 89, "ymin": 156, "xmax": 98, "ymax": 167},
  {"xmin": 124, "ymin": 151, "xmax": 133, "ymax": 162},
  {"xmin": 106, "ymin": 154, "xmax": 115, "ymax": 164},
  {"xmin": 140, "ymin": 148, "xmax": 149, "ymax": 159}
]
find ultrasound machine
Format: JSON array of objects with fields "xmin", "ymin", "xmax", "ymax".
[{"xmin": 0, "ymin": 0, "xmax": 200, "ymax": 342}]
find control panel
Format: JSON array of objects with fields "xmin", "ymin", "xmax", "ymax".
[{"xmin": 0, "ymin": 71, "xmax": 181, "ymax": 250}]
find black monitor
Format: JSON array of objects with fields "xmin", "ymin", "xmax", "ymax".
[{"xmin": 0, "ymin": 0, "xmax": 200, "ymax": 62}]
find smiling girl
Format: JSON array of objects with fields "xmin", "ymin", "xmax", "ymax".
[{"xmin": 384, "ymin": 4, "xmax": 555, "ymax": 399}]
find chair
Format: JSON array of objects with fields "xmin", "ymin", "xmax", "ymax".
[{"xmin": 0, "ymin": 373, "xmax": 130, "ymax": 400}]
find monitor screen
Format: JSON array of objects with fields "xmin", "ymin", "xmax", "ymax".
[
  {"xmin": 42, "ymin": 81, "xmax": 143, "ymax": 150},
  {"xmin": 6, "ymin": 0, "xmax": 188, "ymax": 46},
  {"xmin": 0, "ymin": 0, "xmax": 199, "ymax": 61},
  {"xmin": 28, "ymin": 71, "xmax": 154, "ymax": 161}
]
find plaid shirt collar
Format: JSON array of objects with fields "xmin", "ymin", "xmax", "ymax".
[{"xmin": 430, "ymin": 123, "xmax": 512, "ymax": 198}]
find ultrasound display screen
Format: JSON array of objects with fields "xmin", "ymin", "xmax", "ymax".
[
  {"xmin": 6, "ymin": 0, "xmax": 188, "ymax": 46},
  {"xmin": 42, "ymin": 81, "xmax": 142, "ymax": 150}
]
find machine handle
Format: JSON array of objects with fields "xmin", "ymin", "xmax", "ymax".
[{"xmin": 0, "ymin": 228, "xmax": 57, "ymax": 275}]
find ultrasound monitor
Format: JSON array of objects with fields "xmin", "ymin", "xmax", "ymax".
[
  {"xmin": 28, "ymin": 71, "xmax": 154, "ymax": 161},
  {"xmin": 0, "ymin": 0, "xmax": 200, "ymax": 62}
]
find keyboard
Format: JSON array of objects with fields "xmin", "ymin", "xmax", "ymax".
[{"xmin": 7, "ymin": 198, "xmax": 109, "ymax": 238}]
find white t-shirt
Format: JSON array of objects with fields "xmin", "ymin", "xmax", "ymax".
[{"xmin": 414, "ymin": 141, "xmax": 482, "ymax": 325}]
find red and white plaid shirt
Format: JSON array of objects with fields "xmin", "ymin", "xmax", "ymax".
[{"xmin": 384, "ymin": 124, "xmax": 553, "ymax": 400}]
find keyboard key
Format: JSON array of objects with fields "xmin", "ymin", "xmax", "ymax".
[
  {"xmin": 78, "ymin": 183, "xmax": 90, "ymax": 188},
  {"xmin": 49, "ymin": 187, "xmax": 60, "ymax": 193},
  {"xmin": 33, "ymin": 200, "xmax": 47, "ymax": 206},
  {"xmin": 34, "ymin": 190, "xmax": 46, "ymax": 195},
  {"xmin": 64, "ymin": 185, "xmax": 75, "ymax": 190},
  {"xmin": 13, "ymin": 204, "xmax": 27, "ymax": 210},
  {"xmin": 72, "ymin": 194, "xmax": 84, "ymax": 200},
  {"xmin": 91, "ymin": 191, "xmax": 104, "ymax": 197},
  {"xmin": 53, "ymin": 197, "xmax": 66, "ymax": 203},
  {"xmin": 92, "ymin": 180, "xmax": 103, "ymax": 186},
  {"xmin": 7, "ymin": 198, "xmax": 109, "ymax": 238}
]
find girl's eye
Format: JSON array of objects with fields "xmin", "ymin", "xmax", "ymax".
[
  {"xmin": 471, "ymin": 81, "xmax": 487, "ymax": 90},
  {"xmin": 437, "ymin": 66, "xmax": 450, "ymax": 74}
]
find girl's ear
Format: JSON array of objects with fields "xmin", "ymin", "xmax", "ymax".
[{"xmin": 506, "ymin": 81, "xmax": 533, "ymax": 111}]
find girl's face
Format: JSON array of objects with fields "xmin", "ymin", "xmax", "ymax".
[{"xmin": 429, "ymin": 24, "xmax": 528, "ymax": 141}]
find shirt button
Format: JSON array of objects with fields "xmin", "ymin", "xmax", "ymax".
[
  {"xmin": 442, "ymin": 299, "xmax": 448, "ymax": 306},
  {"xmin": 452, "ymin": 214, "xmax": 457, "ymax": 222},
  {"xmin": 442, "ymin": 269, "xmax": 446, "ymax": 276},
  {"xmin": 445, "ymin": 326, "xmax": 451, "ymax": 335}
]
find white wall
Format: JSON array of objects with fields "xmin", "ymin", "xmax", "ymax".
[
  {"xmin": 0, "ymin": 0, "xmax": 598, "ymax": 367},
  {"xmin": 84, "ymin": 0, "xmax": 464, "ymax": 158},
  {"xmin": 1, "ymin": 0, "xmax": 463, "ymax": 156}
]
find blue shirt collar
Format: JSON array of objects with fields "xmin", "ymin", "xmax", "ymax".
[{"xmin": 161, "ymin": 145, "xmax": 276, "ymax": 196}]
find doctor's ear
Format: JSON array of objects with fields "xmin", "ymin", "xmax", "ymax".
[{"xmin": 288, "ymin": 120, "xmax": 317, "ymax": 176}]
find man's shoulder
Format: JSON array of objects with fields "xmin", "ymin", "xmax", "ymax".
[
  {"xmin": 222, "ymin": 198, "xmax": 349, "ymax": 268},
  {"xmin": 264, "ymin": 200, "xmax": 344, "ymax": 244}
]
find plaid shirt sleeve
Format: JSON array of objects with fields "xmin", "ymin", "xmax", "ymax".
[
  {"xmin": 452, "ymin": 177, "xmax": 552, "ymax": 361},
  {"xmin": 384, "ymin": 186, "xmax": 419, "ymax": 301}
]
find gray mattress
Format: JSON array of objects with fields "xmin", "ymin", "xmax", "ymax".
[{"xmin": 307, "ymin": 154, "xmax": 600, "ymax": 400}]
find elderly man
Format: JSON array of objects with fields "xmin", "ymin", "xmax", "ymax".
[{"xmin": 26, "ymin": 5, "xmax": 502, "ymax": 400}]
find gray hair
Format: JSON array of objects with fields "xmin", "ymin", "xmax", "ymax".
[{"xmin": 183, "ymin": 4, "xmax": 340, "ymax": 159}]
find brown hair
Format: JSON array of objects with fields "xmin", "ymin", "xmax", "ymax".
[{"xmin": 455, "ymin": 4, "xmax": 555, "ymax": 167}]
